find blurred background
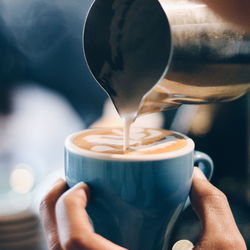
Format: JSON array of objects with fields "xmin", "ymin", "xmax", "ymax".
[{"xmin": 0, "ymin": 0, "xmax": 249, "ymax": 249}]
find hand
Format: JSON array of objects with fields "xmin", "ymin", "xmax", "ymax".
[
  {"xmin": 40, "ymin": 180, "xmax": 126, "ymax": 250},
  {"xmin": 190, "ymin": 168, "xmax": 246, "ymax": 250},
  {"xmin": 40, "ymin": 168, "xmax": 246, "ymax": 250}
]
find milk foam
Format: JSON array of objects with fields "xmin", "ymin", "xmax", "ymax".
[{"xmin": 72, "ymin": 128, "xmax": 190, "ymax": 156}]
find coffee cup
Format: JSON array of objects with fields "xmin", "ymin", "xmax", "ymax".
[{"xmin": 65, "ymin": 128, "xmax": 213, "ymax": 250}]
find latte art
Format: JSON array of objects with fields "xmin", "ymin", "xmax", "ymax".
[{"xmin": 73, "ymin": 128, "xmax": 188, "ymax": 155}]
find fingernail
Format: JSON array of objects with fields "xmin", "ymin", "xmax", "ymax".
[
  {"xmin": 71, "ymin": 181, "xmax": 86, "ymax": 190},
  {"xmin": 71, "ymin": 182, "xmax": 90, "ymax": 198},
  {"xmin": 193, "ymin": 168, "xmax": 206, "ymax": 180}
]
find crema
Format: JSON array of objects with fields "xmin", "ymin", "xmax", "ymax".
[{"xmin": 73, "ymin": 127, "xmax": 188, "ymax": 156}]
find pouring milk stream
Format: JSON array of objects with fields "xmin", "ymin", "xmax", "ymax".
[{"xmin": 83, "ymin": 0, "xmax": 250, "ymax": 151}]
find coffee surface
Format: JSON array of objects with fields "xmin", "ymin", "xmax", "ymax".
[{"xmin": 73, "ymin": 128, "xmax": 187, "ymax": 155}]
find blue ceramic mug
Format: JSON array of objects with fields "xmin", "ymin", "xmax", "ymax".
[{"xmin": 65, "ymin": 129, "xmax": 213, "ymax": 250}]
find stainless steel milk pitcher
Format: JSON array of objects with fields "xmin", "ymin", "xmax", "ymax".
[{"xmin": 83, "ymin": 0, "xmax": 250, "ymax": 118}]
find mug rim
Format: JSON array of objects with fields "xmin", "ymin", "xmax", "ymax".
[{"xmin": 65, "ymin": 128, "xmax": 195, "ymax": 162}]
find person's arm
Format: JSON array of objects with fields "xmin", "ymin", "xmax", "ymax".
[{"xmin": 40, "ymin": 168, "xmax": 247, "ymax": 250}]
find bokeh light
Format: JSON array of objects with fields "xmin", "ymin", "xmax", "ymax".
[{"xmin": 10, "ymin": 164, "xmax": 34, "ymax": 194}]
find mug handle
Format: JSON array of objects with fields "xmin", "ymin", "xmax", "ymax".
[{"xmin": 183, "ymin": 151, "xmax": 214, "ymax": 209}]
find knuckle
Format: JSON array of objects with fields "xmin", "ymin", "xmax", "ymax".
[
  {"xmin": 57, "ymin": 190, "xmax": 84, "ymax": 209},
  {"xmin": 202, "ymin": 190, "xmax": 229, "ymax": 212},
  {"xmin": 61, "ymin": 193, "xmax": 72, "ymax": 205},
  {"xmin": 213, "ymin": 190, "xmax": 227, "ymax": 202},
  {"xmin": 62, "ymin": 235, "xmax": 86, "ymax": 250},
  {"xmin": 216, "ymin": 237, "xmax": 246, "ymax": 250},
  {"xmin": 59, "ymin": 192, "xmax": 74, "ymax": 207},
  {"xmin": 215, "ymin": 235, "xmax": 246, "ymax": 250},
  {"xmin": 202, "ymin": 187, "xmax": 228, "ymax": 202},
  {"xmin": 230, "ymin": 237, "xmax": 247, "ymax": 250},
  {"xmin": 199, "ymin": 236, "xmax": 247, "ymax": 250},
  {"xmin": 56, "ymin": 193, "xmax": 74, "ymax": 212},
  {"xmin": 39, "ymin": 186, "xmax": 63, "ymax": 215},
  {"xmin": 47, "ymin": 236, "xmax": 61, "ymax": 250},
  {"xmin": 39, "ymin": 194, "xmax": 52, "ymax": 215}
]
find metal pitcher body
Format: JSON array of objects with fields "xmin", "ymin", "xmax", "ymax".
[{"xmin": 83, "ymin": 0, "xmax": 250, "ymax": 117}]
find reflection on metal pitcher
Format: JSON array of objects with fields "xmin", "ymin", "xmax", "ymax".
[{"xmin": 83, "ymin": 0, "xmax": 250, "ymax": 118}]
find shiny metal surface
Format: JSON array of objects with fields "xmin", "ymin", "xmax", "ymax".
[
  {"xmin": 83, "ymin": 0, "xmax": 250, "ymax": 118},
  {"xmin": 140, "ymin": 0, "xmax": 250, "ymax": 115}
]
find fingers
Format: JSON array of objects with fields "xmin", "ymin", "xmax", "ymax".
[
  {"xmin": 56, "ymin": 182, "xmax": 127, "ymax": 250},
  {"xmin": 40, "ymin": 179, "xmax": 67, "ymax": 250},
  {"xmin": 191, "ymin": 168, "xmax": 246, "ymax": 250},
  {"xmin": 55, "ymin": 182, "xmax": 93, "ymax": 243}
]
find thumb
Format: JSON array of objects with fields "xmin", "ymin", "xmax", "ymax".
[
  {"xmin": 190, "ymin": 168, "xmax": 246, "ymax": 250},
  {"xmin": 55, "ymin": 182, "xmax": 126, "ymax": 250}
]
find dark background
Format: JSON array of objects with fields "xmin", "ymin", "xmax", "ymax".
[{"xmin": 0, "ymin": 0, "xmax": 249, "ymax": 248}]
